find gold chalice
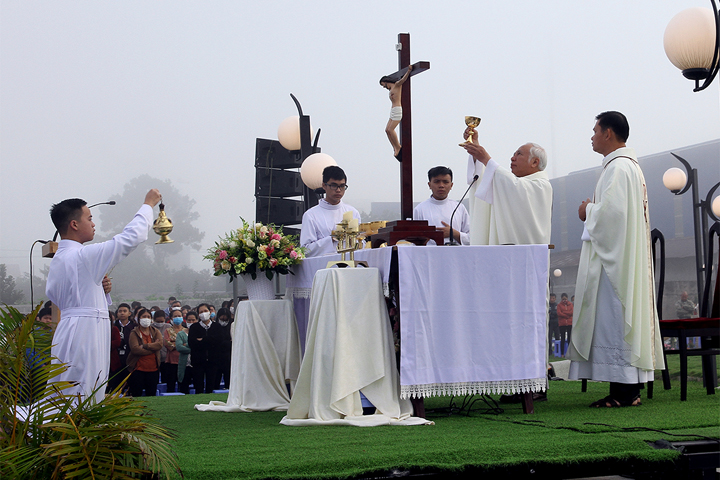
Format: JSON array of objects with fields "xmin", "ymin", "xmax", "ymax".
[{"xmin": 459, "ymin": 116, "xmax": 481, "ymax": 146}]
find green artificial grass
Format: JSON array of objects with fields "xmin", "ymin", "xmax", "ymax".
[{"xmin": 141, "ymin": 379, "xmax": 719, "ymax": 480}]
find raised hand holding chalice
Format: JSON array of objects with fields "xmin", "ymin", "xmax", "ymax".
[{"xmin": 459, "ymin": 116, "xmax": 481, "ymax": 146}]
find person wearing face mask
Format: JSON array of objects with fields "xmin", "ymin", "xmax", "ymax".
[
  {"xmin": 188, "ymin": 303, "xmax": 216, "ymax": 394},
  {"xmin": 207, "ymin": 307, "xmax": 233, "ymax": 390},
  {"xmin": 163, "ymin": 309, "xmax": 186, "ymax": 393},
  {"xmin": 176, "ymin": 311, "xmax": 196, "ymax": 394},
  {"xmin": 126, "ymin": 308, "xmax": 163, "ymax": 397}
]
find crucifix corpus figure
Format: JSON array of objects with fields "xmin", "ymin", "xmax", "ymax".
[{"xmin": 380, "ymin": 65, "xmax": 412, "ymax": 162}]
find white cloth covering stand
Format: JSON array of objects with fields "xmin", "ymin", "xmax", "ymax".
[
  {"xmin": 397, "ymin": 245, "xmax": 549, "ymax": 398},
  {"xmin": 285, "ymin": 247, "xmax": 393, "ymax": 349},
  {"xmin": 281, "ymin": 268, "xmax": 432, "ymax": 426},
  {"xmin": 195, "ymin": 299, "xmax": 301, "ymax": 412}
]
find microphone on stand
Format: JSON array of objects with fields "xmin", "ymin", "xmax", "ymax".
[
  {"xmin": 88, "ymin": 200, "xmax": 117, "ymax": 208},
  {"xmin": 446, "ymin": 175, "xmax": 479, "ymax": 246}
]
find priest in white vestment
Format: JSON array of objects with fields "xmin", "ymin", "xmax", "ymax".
[
  {"xmin": 413, "ymin": 166, "xmax": 470, "ymax": 245},
  {"xmin": 462, "ymin": 135, "xmax": 553, "ymax": 403},
  {"xmin": 568, "ymin": 111, "xmax": 664, "ymax": 408},
  {"xmin": 462, "ymin": 136, "xmax": 552, "ymax": 246},
  {"xmin": 300, "ymin": 166, "xmax": 361, "ymax": 257},
  {"xmin": 46, "ymin": 189, "xmax": 161, "ymax": 403}
]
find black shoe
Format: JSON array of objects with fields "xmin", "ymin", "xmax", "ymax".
[
  {"xmin": 533, "ymin": 392, "xmax": 548, "ymax": 402},
  {"xmin": 499, "ymin": 393, "xmax": 522, "ymax": 404}
]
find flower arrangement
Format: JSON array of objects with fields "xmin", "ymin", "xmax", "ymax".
[{"xmin": 204, "ymin": 219, "xmax": 306, "ymax": 281}]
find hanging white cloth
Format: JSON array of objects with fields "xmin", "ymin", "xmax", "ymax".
[
  {"xmin": 281, "ymin": 268, "xmax": 431, "ymax": 426},
  {"xmin": 195, "ymin": 299, "xmax": 302, "ymax": 412}
]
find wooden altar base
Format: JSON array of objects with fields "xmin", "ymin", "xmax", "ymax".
[{"xmin": 368, "ymin": 220, "xmax": 444, "ymax": 248}]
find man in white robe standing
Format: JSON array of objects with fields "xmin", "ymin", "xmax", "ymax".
[
  {"xmin": 568, "ymin": 111, "xmax": 664, "ymax": 407},
  {"xmin": 300, "ymin": 166, "xmax": 361, "ymax": 257},
  {"xmin": 46, "ymin": 188, "xmax": 161, "ymax": 403},
  {"xmin": 413, "ymin": 166, "xmax": 470, "ymax": 245},
  {"xmin": 462, "ymin": 135, "xmax": 552, "ymax": 246},
  {"xmin": 462, "ymin": 135, "xmax": 553, "ymax": 403}
]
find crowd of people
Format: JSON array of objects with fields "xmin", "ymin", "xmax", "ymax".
[
  {"xmin": 548, "ymin": 293, "xmax": 574, "ymax": 358},
  {"xmin": 106, "ymin": 296, "xmax": 236, "ymax": 397}
]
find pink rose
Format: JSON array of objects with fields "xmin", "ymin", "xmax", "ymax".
[
  {"xmin": 290, "ymin": 250, "xmax": 298, "ymax": 259},
  {"xmin": 218, "ymin": 250, "xmax": 228, "ymax": 260},
  {"xmin": 271, "ymin": 233, "xmax": 282, "ymax": 241}
]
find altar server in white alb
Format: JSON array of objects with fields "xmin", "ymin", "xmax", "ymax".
[
  {"xmin": 461, "ymin": 134, "xmax": 552, "ymax": 246},
  {"xmin": 568, "ymin": 111, "xmax": 664, "ymax": 408},
  {"xmin": 413, "ymin": 166, "xmax": 470, "ymax": 245},
  {"xmin": 46, "ymin": 189, "xmax": 161, "ymax": 403},
  {"xmin": 300, "ymin": 166, "xmax": 361, "ymax": 257}
]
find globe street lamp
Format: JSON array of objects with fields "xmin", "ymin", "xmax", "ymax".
[
  {"xmin": 663, "ymin": 153, "xmax": 720, "ymax": 314},
  {"xmin": 664, "ymin": 2, "xmax": 720, "ymax": 92},
  {"xmin": 550, "ymin": 268, "xmax": 562, "ymax": 295}
]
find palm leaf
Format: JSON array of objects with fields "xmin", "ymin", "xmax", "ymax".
[{"xmin": 0, "ymin": 305, "xmax": 182, "ymax": 479}]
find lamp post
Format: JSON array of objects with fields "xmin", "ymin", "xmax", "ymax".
[
  {"xmin": 663, "ymin": 154, "xmax": 720, "ymax": 315},
  {"xmin": 664, "ymin": 2, "xmax": 720, "ymax": 92},
  {"xmin": 278, "ymin": 94, "xmax": 323, "ymax": 211}
]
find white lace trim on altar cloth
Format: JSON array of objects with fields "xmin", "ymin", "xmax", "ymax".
[
  {"xmin": 400, "ymin": 378, "xmax": 546, "ymax": 399},
  {"xmin": 286, "ymin": 283, "xmax": 390, "ymax": 299}
]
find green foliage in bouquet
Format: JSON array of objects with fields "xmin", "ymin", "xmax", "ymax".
[
  {"xmin": 0, "ymin": 304, "xmax": 181, "ymax": 479},
  {"xmin": 204, "ymin": 218, "xmax": 306, "ymax": 281}
]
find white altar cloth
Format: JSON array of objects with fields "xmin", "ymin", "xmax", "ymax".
[
  {"xmin": 195, "ymin": 299, "xmax": 301, "ymax": 412},
  {"xmin": 398, "ymin": 245, "xmax": 548, "ymax": 398},
  {"xmin": 285, "ymin": 247, "xmax": 393, "ymax": 350},
  {"xmin": 285, "ymin": 247, "xmax": 393, "ymax": 298},
  {"xmin": 281, "ymin": 268, "xmax": 431, "ymax": 426}
]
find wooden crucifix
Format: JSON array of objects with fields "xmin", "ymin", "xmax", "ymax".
[{"xmin": 382, "ymin": 33, "xmax": 430, "ymax": 220}]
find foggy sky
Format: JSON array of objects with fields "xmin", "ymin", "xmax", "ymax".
[{"xmin": 2, "ymin": 0, "xmax": 719, "ymax": 276}]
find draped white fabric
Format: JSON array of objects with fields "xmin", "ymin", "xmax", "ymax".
[
  {"xmin": 195, "ymin": 299, "xmax": 301, "ymax": 413},
  {"xmin": 398, "ymin": 245, "xmax": 549, "ymax": 398},
  {"xmin": 281, "ymin": 268, "xmax": 431, "ymax": 426},
  {"xmin": 286, "ymin": 247, "xmax": 393, "ymax": 347}
]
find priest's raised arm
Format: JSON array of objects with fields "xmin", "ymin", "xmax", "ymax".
[{"xmin": 462, "ymin": 133, "xmax": 552, "ymax": 246}]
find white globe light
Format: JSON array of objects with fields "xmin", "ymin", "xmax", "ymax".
[
  {"xmin": 277, "ymin": 116, "xmax": 314, "ymax": 151},
  {"xmin": 664, "ymin": 7, "xmax": 716, "ymax": 73},
  {"xmin": 712, "ymin": 195, "xmax": 720, "ymax": 217},
  {"xmin": 277, "ymin": 116, "xmax": 301, "ymax": 151},
  {"xmin": 553, "ymin": 269, "xmax": 562, "ymax": 278},
  {"xmin": 663, "ymin": 167, "xmax": 688, "ymax": 191},
  {"xmin": 300, "ymin": 153, "xmax": 337, "ymax": 190}
]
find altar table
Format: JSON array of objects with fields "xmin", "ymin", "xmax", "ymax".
[
  {"xmin": 286, "ymin": 245, "xmax": 548, "ymax": 402},
  {"xmin": 195, "ymin": 299, "xmax": 301, "ymax": 412},
  {"xmin": 397, "ymin": 245, "xmax": 548, "ymax": 399}
]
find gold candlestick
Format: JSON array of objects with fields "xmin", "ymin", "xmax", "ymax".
[{"xmin": 326, "ymin": 217, "xmax": 367, "ymax": 268}]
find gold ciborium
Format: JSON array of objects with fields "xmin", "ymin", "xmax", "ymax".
[
  {"xmin": 153, "ymin": 201, "xmax": 174, "ymax": 244},
  {"xmin": 459, "ymin": 116, "xmax": 481, "ymax": 146}
]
